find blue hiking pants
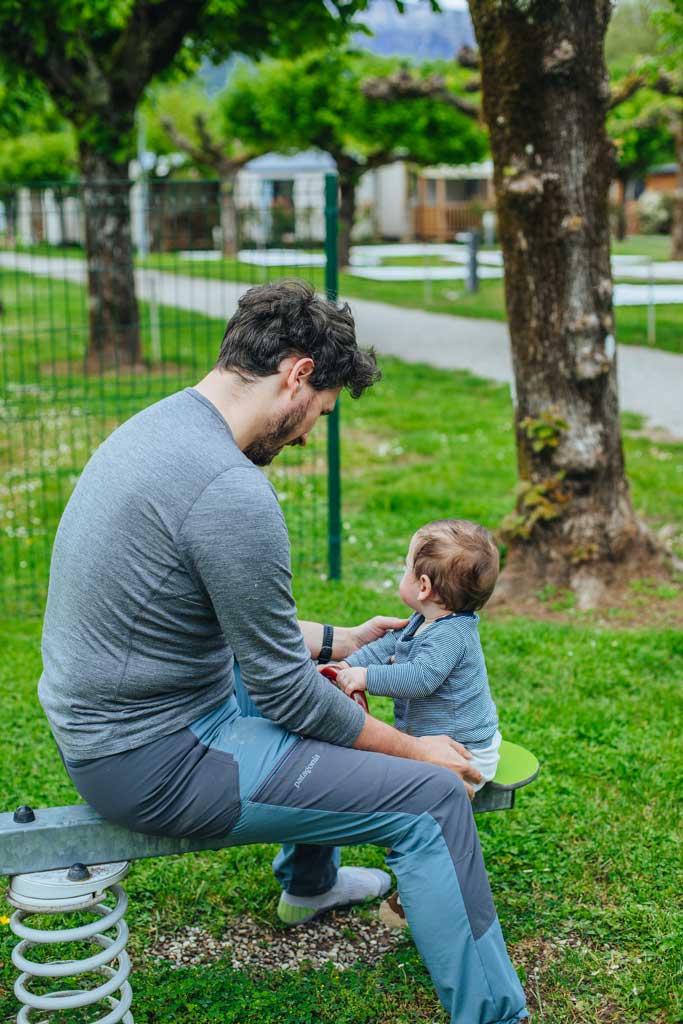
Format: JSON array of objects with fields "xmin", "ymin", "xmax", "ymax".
[
  {"xmin": 232, "ymin": 663, "xmax": 340, "ymax": 896},
  {"xmin": 65, "ymin": 685, "xmax": 528, "ymax": 1024}
]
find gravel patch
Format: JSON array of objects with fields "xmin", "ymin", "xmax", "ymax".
[{"xmin": 148, "ymin": 910, "xmax": 404, "ymax": 973}]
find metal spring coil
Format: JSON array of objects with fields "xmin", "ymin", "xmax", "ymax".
[{"xmin": 9, "ymin": 883, "xmax": 133, "ymax": 1023}]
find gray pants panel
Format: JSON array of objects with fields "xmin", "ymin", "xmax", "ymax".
[
  {"xmin": 251, "ymin": 736, "xmax": 496, "ymax": 940},
  {"xmin": 64, "ymin": 728, "xmax": 241, "ymax": 838}
]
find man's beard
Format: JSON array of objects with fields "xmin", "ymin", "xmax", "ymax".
[{"xmin": 243, "ymin": 398, "xmax": 312, "ymax": 466}]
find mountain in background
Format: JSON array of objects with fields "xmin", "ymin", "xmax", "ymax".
[
  {"xmin": 200, "ymin": 2, "xmax": 476, "ymax": 95},
  {"xmin": 355, "ymin": 0, "xmax": 475, "ymax": 60}
]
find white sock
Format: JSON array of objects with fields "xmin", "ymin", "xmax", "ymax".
[{"xmin": 282, "ymin": 866, "xmax": 391, "ymax": 909}]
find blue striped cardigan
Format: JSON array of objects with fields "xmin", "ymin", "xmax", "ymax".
[{"xmin": 346, "ymin": 611, "xmax": 498, "ymax": 747}]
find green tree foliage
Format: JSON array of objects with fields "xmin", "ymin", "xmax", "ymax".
[
  {"xmin": 0, "ymin": 73, "xmax": 61, "ymax": 138},
  {"xmin": 656, "ymin": 0, "xmax": 683, "ymax": 44},
  {"xmin": 222, "ymin": 49, "xmax": 488, "ymax": 265},
  {"xmin": 143, "ymin": 83, "xmax": 221, "ymax": 175},
  {"xmin": 0, "ymin": 72, "xmax": 77, "ymax": 249},
  {"xmin": 0, "ymin": 0, "xmax": 376, "ymax": 167},
  {"xmin": 0, "ymin": 0, "xmax": 377, "ymax": 365},
  {"xmin": 0, "ymin": 72, "xmax": 76, "ymax": 186},
  {"xmin": 0, "ymin": 132, "xmax": 77, "ymax": 186},
  {"xmin": 144, "ymin": 79, "xmax": 271, "ymax": 253},
  {"xmin": 630, "ymin": 0, "xmax": 683, "ymax": 256},
  {"xmin": 605, "ymin": 0, "xmax": 662, "ymax": 64},
  {"xmin": 608, "ymin": 84, "xmax": 673, "ymax": 174},
  {"xmin": 607, "ymin": 65, "xmax": 674, "ymax": 238},
  {"xmin": 603, "ymin": 3, "xmax": 683, "ymax": 251}
]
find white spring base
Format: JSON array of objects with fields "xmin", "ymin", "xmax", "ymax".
[{"xmin": 7, "ymin": 862, "xmax": 133, "ymax": 1023}]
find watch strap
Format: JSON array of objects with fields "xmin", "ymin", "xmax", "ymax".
[{"xmin": 318, "ymin": 623, "xmax": 334, "ymax": 664}]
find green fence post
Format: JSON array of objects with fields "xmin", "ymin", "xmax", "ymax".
[{"xmin": 324, "ymin": 172, "xmax": 342, "ymax": 580}]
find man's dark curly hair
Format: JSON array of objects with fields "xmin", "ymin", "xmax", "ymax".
[{"xmin": 217, "ymin": 280, "xmax": 380, "ymax": 398}]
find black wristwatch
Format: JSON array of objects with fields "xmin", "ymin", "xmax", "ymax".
[{"xmin": 317, "ymin": 623, "xmax": 334, "ymax": 664}]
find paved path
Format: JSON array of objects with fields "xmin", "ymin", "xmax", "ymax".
[
  {"xmin": 3, "ymin": 253, "xmax": 682, "ymax": 438},
  {"xmin": 349, "ymin": 298, "xmax": 683, "ymax": 438}
]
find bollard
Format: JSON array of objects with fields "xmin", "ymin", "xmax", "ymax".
[{"xmin": 466, "ymin": 229, "xmax": 481, "ymax": 294}]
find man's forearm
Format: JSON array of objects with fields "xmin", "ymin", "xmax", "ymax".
[
  {"xmin": 352, "ymin": 713, "xmax": 427, "ymax": 760},
  {"xmin": 298, "ymin": 620, "xmax": 355, "ymax": 661},
  {"xmin": 352, "ymin": 713, "xmax": 481, "ymax": 792}
]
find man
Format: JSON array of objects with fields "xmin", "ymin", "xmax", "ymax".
[{"xmin": 39, "ymin": 280, "xmax": 528, "ymax": 1024}]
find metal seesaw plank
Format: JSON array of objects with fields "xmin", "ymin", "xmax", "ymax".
[
  {"xmin": 0, "ymin": 804, "xmax": 226, "ymax": 876},
  {"xmin": 1, "ymin": 784, "xmax": 515, "ymax": 876}
]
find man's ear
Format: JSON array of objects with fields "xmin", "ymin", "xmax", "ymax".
[{"xmin": 284, "ymin": 356, "xmax": 315, "ymax": 396}]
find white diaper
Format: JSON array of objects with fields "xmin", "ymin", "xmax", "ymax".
[{"xmin": 469, "ymin": 729, "xmax": 502, "ymax": 793}]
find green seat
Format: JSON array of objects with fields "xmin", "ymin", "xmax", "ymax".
[
  {"xmin": 490, "ymin": 740, "xmax": 540, "ymax": 790},
  {"xmin": 471, "ymin": 740, "xmax": 539, "ymax": 813}
]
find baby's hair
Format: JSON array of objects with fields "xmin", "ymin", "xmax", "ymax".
[{"xmin": 412, "ymin": 519, "xmax": 500, "ymax": 612}]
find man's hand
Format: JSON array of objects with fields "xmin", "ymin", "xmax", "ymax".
[
  {"xmin": 317, "ymin": 661, "xmax": 349, "ymax": 674},
  {"xmin": 335, "ymin": 666, "xmax": 368, "ymax": 697},
  {"xmin": 414, "ymin": 735, "xmax": 482, "ymax": 799},
  {"xmin": 352, "ymin": 718, "xmax": 482, "ymax": 799},
  {"xmin": 349, "ymin": 616, "xmax": 409, "ymax": 652}
]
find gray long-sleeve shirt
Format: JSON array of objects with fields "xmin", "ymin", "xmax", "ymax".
[{"xmin": 39, "ymin": 388, "xmax": 364, "ymax": 759}]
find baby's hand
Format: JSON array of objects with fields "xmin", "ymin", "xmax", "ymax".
[{"xmin": 335, "ymin": 666, "xmax": 368, "ymax": 697}]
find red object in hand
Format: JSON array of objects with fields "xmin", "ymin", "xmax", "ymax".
[{"xmin": 319, "ymin": 665, "xmax": 369, "ymax": 713}]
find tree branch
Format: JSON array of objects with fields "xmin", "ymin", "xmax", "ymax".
[
  {"xmin": 202, "ymin": 118, "xmax": 256, "ymax": 174},
  {"xmin": 112, "ymin": 0, "xmax": 211, "ymax": 103},
  {"xmin": 364, "ymin": 151, "xmax": 400, "ymax": 171},
  {"xmin": 162, "ymin": 115, "xmax": 258, "ymax": 176},
  {"xmin": 609, "ymin": 69, "xmax": 683, "ymax": 111},
  {"xmin": 362, "ymin": 68, "xmax": 480, "ymax": 119},
  {"xmin": 161, "ymin": 117, "xmax": 216, "ymax": 171},
  {"xmin": 608, "ymin": 72, "xmax": 647, "ymax": 111},
  {"xmin": 457, "ymin": 45, "xmax": 480, "ymax": 70},
  {"xmin": 194, "ymin": 114, "xmax": 230, "ymax": 166},
  {"xmin": 650, "ymin": 71, "xmax": 683, "ymax": 99}
]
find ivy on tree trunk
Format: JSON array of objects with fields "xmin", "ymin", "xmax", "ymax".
[{"xmin": 469, "ymin": 0, "xmax": 656, "ymax": 607}]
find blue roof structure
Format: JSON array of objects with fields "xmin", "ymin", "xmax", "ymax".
[{"xmin": 243, "ymin": 151, "xmax": 336, "ymax": 174}]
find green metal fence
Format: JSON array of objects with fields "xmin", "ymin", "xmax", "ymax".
[{"xmin": 0, "ymin": 173, "xmax": 342, "ymax": 616}]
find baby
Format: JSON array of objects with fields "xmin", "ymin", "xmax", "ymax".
[{"xmin": 333, "ymin": 518, "xmax": 502, "ymax": 790}]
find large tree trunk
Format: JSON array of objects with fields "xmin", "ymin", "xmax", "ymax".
[
  {"xmin": 79, "ymin": 141, "xmax": 141, "ymax": 371},
  {"xmin": 338, "ymin": 173, "xmax": 358, "ymax": 270},
  {"xmin": 469, "ymin": 0, "xmax": 654, "ymax": 608}
]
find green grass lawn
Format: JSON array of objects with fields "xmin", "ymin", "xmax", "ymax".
[
  {"xmin": 0, "ymin": 269, "xmax": 328, "ymax": 613},
  {"xmin": 1, "ymin": 349, "xmax": 682, "ymax": 1022},
  {"xmin": 611, "ymin": 235, "xmax": 673, "ymax": 261},
  {"xmin": 136, "ymin": 250, "xmax": 683, "ymax": 355},
  {"xmin": 7, "ymin": 235, "xmax": 683, "ymax": 353}
]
